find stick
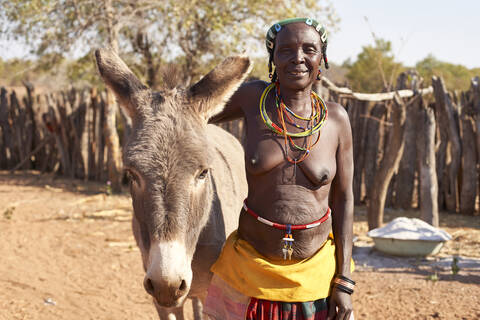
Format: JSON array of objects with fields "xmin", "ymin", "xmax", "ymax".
[
  {"xmin": 10, "ymin": 136, "xmax": 54, "ymax": 172},
  {"xmin": 320, "ymin": 77, "xmax": 433, "ymax": 102}
]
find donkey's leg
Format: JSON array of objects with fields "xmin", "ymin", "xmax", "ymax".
[
  {"xmin": 155, "ymin": 302, "xmax": 184, "ymax": 320},
  {"xmin": 192, "ymin": 296, "xmax": 204, "ymax": 320}
]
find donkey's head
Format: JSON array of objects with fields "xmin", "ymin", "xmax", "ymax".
[{"xmin": 95, "ymin": 49, "xmax": 251, "ymax": 307}]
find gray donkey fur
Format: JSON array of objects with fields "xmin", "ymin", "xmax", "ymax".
[{"xmin": 95, "ymin": 49, "xmax": 249, "ymax": 319}]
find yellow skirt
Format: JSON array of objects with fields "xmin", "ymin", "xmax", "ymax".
[{"xmin": 211, "ymin": 230, "xmax": 354, "ymax": 302}]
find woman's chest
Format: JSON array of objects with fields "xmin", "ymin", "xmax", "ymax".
[{"xmin": 244, "ymin": 113, "xmax": 338, "ymax": 186}]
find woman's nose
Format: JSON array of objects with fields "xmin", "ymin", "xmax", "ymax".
[{"xmin": 292, "ymin": 49, "xmax": 305, "ymax": 63}]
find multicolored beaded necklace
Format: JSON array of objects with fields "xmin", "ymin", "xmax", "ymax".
[{"xmin": 259, "ymin": 82, "xmax": 328, "ymax": 164}]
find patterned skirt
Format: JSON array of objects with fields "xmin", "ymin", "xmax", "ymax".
[
  {"xmin": 204, "ymin": 274, "xmax": 329, "ymax": 320},
  {"xmin": 245, "ymin": 297, "xmax": 328, "ymax": 320}
]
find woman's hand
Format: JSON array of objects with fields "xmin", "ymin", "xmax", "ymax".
[{"xmin": 327, "ymin": 287, "xmax": 354, "ymax": 320}]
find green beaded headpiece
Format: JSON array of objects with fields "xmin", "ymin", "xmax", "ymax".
[{"xmin": 266, "ymin": 18, "xmax": 329, "ymax": 81}]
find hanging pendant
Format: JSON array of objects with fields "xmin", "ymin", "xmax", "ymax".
[{"xmin": 282, "ymin": 225, "xmax": 294, "ymax": 260}]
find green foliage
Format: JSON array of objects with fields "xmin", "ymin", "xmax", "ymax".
[
  {"xmin": 3, "ymin": 206, "xmax": 15, "ymax": 220},
  {"xmin": 345, "ymin": 38, "xmax": 404, "ymax": 93},
  {"xmin": 0, "ymin": 58, "xmax": 35, "ymax": 86},
  {"xmin": 0, "ymin": 0, "xmax": 340, "ymax": 87},
  {"xmin": 416, "ymin": 55, "xmax": 478, "ymax": 91},
  {"xmin": 65, "ymin": 53, "xmax": 102, "ymax": 87},
  {"xmin": 426, "ymin": 272, "xmax": 439, "ymax": 282},
  {"xmin": 451, "ymin": 257, "xmax": 460, "ymax": 275}
]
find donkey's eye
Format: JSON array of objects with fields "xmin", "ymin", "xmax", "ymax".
[
  {"xmin": 125, "ymin": 169, "xmax": 138, "ymax": 183},
  {"xmin": 197, "ymin": 169, "xmax": 209, "ymax": 180}
]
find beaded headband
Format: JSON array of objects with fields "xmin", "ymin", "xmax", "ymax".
[
  {"xmin": 265, "ymin": 17, "xmax": 329, "ymax": 79},
  {"xmin": 265, "ymin": 17, "xmax": 328, "ymax": 53}
]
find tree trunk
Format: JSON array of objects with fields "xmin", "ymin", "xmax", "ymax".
[
  {"xmin": 367, "ymin": 94, "xmax": 407, "ymax": 230},
  {"xmin": 416, "ymin": 96, "xmax": 439, "ymax": 226},
  {"xmin": 432, "ymin": 76, "xmax": 461, "ymax": 213}
]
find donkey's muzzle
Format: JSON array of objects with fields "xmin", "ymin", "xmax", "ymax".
[{"xmin": 144, "ymin": 275, "xmax": 189, "ymax": 307}]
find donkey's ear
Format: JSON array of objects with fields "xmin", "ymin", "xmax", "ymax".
[
  {"xmin": 95, "ymin": 48, "xmax": 150, "ymax": 119},
  {"xmin": 187, "ymin": 55, "xmax": 252, "ymax": 120}
]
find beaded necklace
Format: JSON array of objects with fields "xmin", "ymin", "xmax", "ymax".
[
  {"xmin": 259, "ymin": 83, "xmax": 327, "ymax": 138},
  {"xmin": 259, "ymin": 82, "xmax": 328, "ymax": 164},
  {"xmin": 243, "ymin": 200, "xmax": 331, "ymax": 260}
]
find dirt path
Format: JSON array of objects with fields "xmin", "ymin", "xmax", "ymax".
[{"xmin": 1, "ymin": 171, "xmax": 479, "ymax": 320}]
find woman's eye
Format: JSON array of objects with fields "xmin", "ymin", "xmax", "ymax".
[{"xmin": 198, "ymin": 169, "xmax": 209, "ymax": 180}]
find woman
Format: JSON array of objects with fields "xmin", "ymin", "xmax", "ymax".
[{"xmin": 204, "ymin": 18, "xmax": 355, "ymax": 320}]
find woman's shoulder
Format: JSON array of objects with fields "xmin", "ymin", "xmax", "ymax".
[
  {"xmin": 241, "ymin": 79, "xmax": 270, "ymax": 94},
  {"xmin": 326, "ymin": 101, "xmax": 349, "ymax": 124},
  {"xmin": 231, "ymin": 80, "xmax": 270, "ymax": 111}
]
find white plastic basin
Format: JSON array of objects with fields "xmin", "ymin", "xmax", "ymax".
[{"xmin": 371, "ymin": 237, "xmax": 445, "ymax": 256}]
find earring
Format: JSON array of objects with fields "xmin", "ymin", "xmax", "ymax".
[{"xmin": 316, "ymin": 68, "xmax": 322, "ymax": 80}]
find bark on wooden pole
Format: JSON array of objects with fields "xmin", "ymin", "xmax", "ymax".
[
  {"xmin": 416, "ymin": 96, "xmax": 439, "ymax": 226},
  {"xmin": 363, "ymin": 103, "xmax": 387, "ymax": 195},
  {"xmin": 350, "ymin": 100, "xmax": 370, "ymax": 204},
  {"xmin": 394, "ymin": 100, "xmax": 417, "ymax": 209},
  {"xmin": 367, "ymin": 93, "xmax": 407, "ymax": 230},
  {"xmin": 0, "ymin": 87, "xmax": 13, "ymax": 168},
  {"xmin": 459, "ymin": 92, "xmax": 477, "ymax": 215},
  {"xmin": 432, "ymin": 76, "xmax": 461, "ymax": 213},
  {"xmin": 22, "ymin": 82, "xmax": 35, "ymax": 169}
]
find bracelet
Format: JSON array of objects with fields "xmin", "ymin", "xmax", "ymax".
[
  {"xmin": 335, "ymin": 275, "xmax": 356, "ymax": 285},
  {"xmin": 333, "ymin": 283, "xmax": 354, "ymax": 295},
  {"xmin": 333, "ymin": 278, "xmax": 355, "ymax": 290}
]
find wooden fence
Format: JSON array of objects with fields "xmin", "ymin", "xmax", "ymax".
[{"xmin": 1, "ymin": 75, "xmax": 479, "ymax": 220}]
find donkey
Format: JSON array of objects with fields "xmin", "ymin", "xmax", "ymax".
[{"xmin": 95, "ymin": 49, "xmax": 250, "ymax": 319}]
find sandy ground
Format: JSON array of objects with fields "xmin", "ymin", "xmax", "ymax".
[{"xmin": 1, "ymin": 171, "xmax": 479, "ymax": 320}]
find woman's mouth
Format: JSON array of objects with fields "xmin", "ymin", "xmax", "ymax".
[{"xmin": 289, "ymin": 70, "xmax": 308, "ymax": 76}]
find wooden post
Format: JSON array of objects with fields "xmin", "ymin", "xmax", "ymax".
[
  {"xmin": 416, "ymin": 96, "xmax": 439, "ymax": 226},
  {"xmin": 10, "ymin": 91, "xmax": 25, "ymax": 167},
  {"xmin": 87, "ymin": 88, "xmax": 98, "ymax": 180},
  {"xmin": 0, "ymin": 87, "xmax": 14, "ymax": 168},
  {"xmin": 432, "ymin": 76, "xmax": 461, "ymax": 213},
  {"xmin": 470, "ymin": 78, "xmax": 480, "ymax": 214},
  {"xmin": 459, "ymin": 92, "xmax": 477, "ymax": 215},
  {"xmin": 394, "ymin": 100, "xmax": 417, "ymax": 209},
  {"xmin": 350, "ymin": 100, "xmax": 370, "ymax": 204},
  {"xmin": 104, "ymin": 88, "xmax": 123, "ymax": 191},
  {"xmin": 363, "ymin": 103, "xmax": 387, "ymax": 197},
  {"xmin": 367, "ymin": 93, "xmax": 407, "ymax": 230},
  {"xmin": 96, "ymin": 92, "xmax": 107, "ymax": 181}
]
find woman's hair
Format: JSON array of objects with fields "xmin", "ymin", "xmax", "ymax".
[{"xmin": 265, "ymin": 18, "xmax": 329, "ymax": 82}]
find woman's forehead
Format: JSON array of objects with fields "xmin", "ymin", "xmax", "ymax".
[{"xmin": 275, "ymin": 23, "xmax": 321, "ymax": 46}]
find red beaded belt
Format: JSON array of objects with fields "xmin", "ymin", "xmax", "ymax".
[{"xmin": 242, "ymin": 200, "xmax": 331, "ymax": 260}]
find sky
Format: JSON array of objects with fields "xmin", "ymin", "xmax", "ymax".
[
  {"xmin": 1, "ymin": 0, "xmax": 479, "ymax": 69},
  {"xmin": 328, "ymin": 0, "xmax": 480, "ymax": 68}
]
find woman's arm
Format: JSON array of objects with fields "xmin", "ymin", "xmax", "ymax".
[
  {"xmin": 208, "ymin": 80, "xmax": 266, "ymax": 124},
  {"xmin": 327, "ymin": 102, "xmax": 354, "ymax": 320}
]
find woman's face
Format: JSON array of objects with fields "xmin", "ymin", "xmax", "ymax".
[{"xmin": 273, "ymin": 23, "xmax": 322, "ymax": 89}]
